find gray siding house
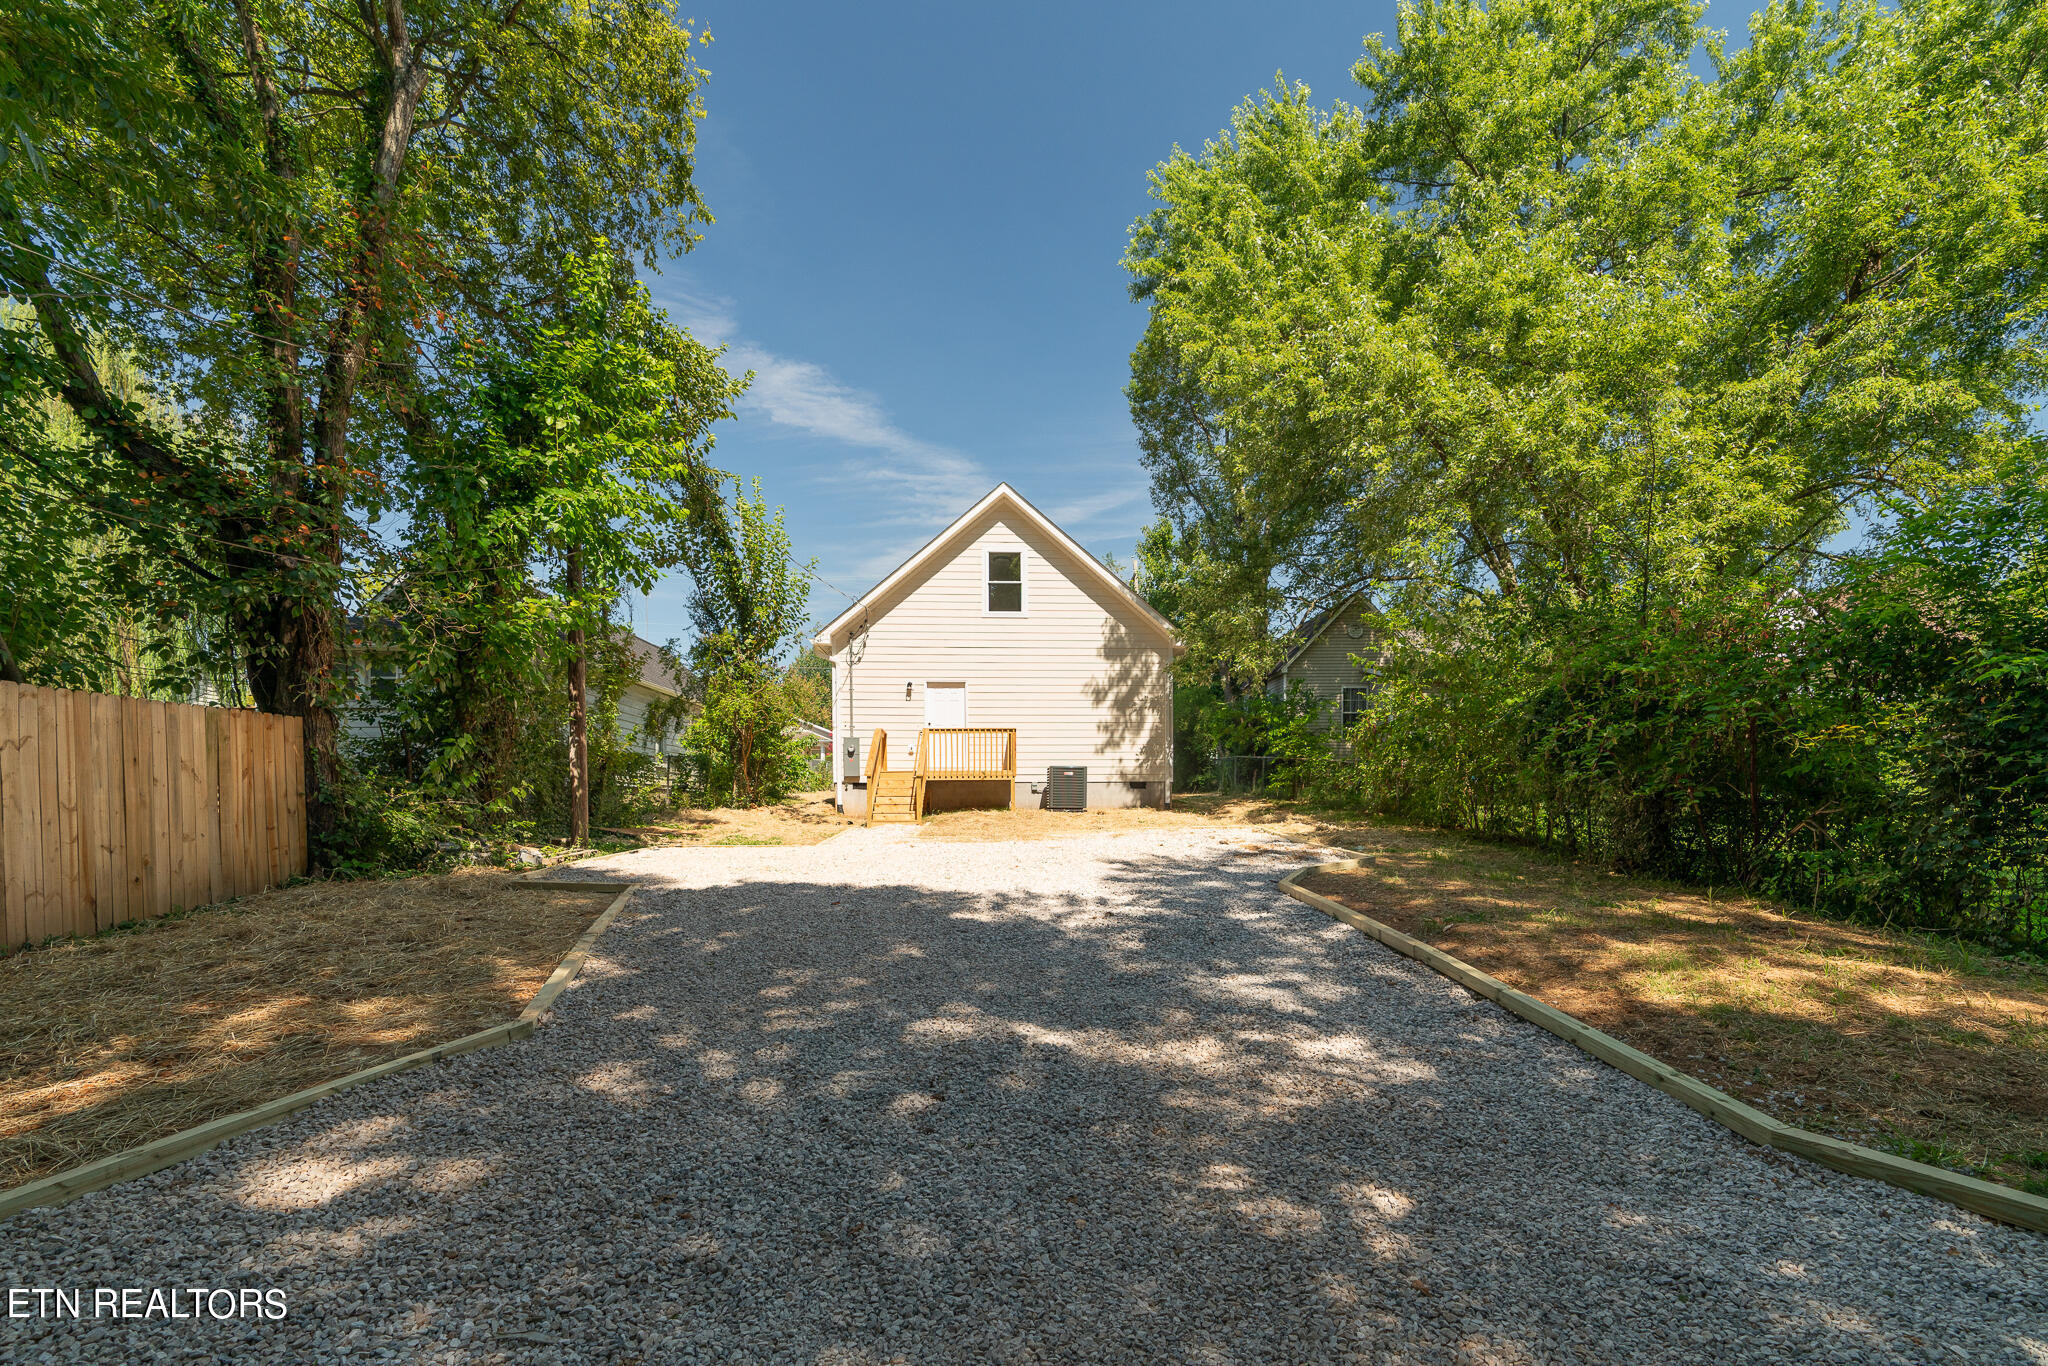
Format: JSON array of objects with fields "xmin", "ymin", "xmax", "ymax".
[{"xmin": 1267, "ymin": 593, "xmax": 1386, "ymax": 755}]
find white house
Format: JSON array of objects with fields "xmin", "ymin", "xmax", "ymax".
[{"xmin": 812, "ymin": 484, "xmax": 1183, "ymax": 816}]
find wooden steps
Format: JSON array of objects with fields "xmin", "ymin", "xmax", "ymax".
[
  {"xmin": 867, "ymin": 771, "xmax": 918, "ymax": 825},
  {"xmin": 858, "ymin": 726, "xmax": 1017, "ymax": 827}
]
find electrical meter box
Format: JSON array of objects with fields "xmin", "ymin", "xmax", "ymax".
[{"xmin": 841, "ymin": 735, "xmax": 861, "ymax": 782}]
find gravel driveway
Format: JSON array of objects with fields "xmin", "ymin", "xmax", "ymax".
[{"xmin": 6, "ymin": 827, "xmax": 2045, "ymax": 1364}]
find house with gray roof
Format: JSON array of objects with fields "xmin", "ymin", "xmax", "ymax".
[{"xmin": 1265, "ymin": 592, "xmax": 1387, "ymax": 756}]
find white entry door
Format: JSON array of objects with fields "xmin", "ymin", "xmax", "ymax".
[{"xmin": 924, "ymin": 682, "xmax": 967, "ymax": 727}]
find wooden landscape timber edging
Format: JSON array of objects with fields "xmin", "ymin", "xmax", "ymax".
[
  {"xmin": 1279, "ymin": 857, "xmax": 2048, "ymax": 1236},
  {"xmin": 0, "ymin": 879, "xmax": 634, "ymax": 1222}
]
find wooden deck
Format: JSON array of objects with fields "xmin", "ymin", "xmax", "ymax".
[{"xmin": 863, "ymin": 727, "xmax": 1018, "ymax": 826}]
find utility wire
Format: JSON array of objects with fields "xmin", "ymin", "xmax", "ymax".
[{"xmin": 808, "ymin": 566, "xmax": 857, "ymax": 601}]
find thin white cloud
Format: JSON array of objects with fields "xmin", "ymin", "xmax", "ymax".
[
  {"xmin": 657, "ymin": 284, "xmax": 991, "ymax": 522},
  {"xmin": 1045, "ymin": 485, "xmax": 1146, "ymax": 528},
  {"xmin": 721, "ymin": 343, "xmax": 990, "ymax": 519},
  {"xmin": 662, "ymin": 289, "xmax": 738, "ymax": 347}
]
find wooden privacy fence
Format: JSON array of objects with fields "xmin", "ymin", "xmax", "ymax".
[{"xmin": 0, "ymin": 683, "xmax": 306, "ymax": 950}]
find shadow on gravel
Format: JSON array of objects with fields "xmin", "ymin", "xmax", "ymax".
[{"xmin": 52, "ymin": 846, "xmax": 2044, "ymax": 1365}]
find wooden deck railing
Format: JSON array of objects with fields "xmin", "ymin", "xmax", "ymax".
[
  {"xmin": 858, "ymin": 726, "xmax": 1019, "ymax": 824},
  {"xmin": 914, "ymin": 727, "xmax": 1017, "ymax": 782},
  {"xmin": 914, "ymin": 727, "xmax": 1017, "ymax": 818}
]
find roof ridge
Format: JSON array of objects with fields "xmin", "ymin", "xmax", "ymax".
[{"xmin": 811, "ymin": 484, "xmax": 1182, "ymax": 656}]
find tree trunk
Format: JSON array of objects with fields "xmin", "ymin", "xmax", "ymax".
[{"xmin": 566, "ymin": 550, "xmax": 590, "ymax": 843}]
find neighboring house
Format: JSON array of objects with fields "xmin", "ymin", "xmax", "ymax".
[
  {"xmin": 812, "ymin": 483, "xmax": 1184, "ymax": 816},
  {"xmin": 789, "ymin": 719, "xmax": 832, "ymax": 764},
  {"xmin": 1266, "ymin": 592, "xmax": 1387, "ymax": 756},
  {"xmin": 613, "ymin": 636, "xmax": 689, "ymax": 759},
  {"xmin": 343, "ymin": 632, "xmax": 687, "ymax": 760}
]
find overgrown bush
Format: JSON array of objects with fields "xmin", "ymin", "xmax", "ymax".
[
  {"xmin": 1172, "ymin": 682, "xmax": 1333, "ymax": 797},
  {"xmin": 660, "ymin": 482, "xmax": 818, "ymax": 808},
  {"xmin": 310, "ymin": 767, "xmax": 469, "ymax": 879},
  {"xmin": 680, "ymin": 662, "xmax": 813, "ymax": 806},
  {"xmin": 349, "ymin": 618, "xmax": 674, "ymax": 849},
  {"xmin": 1328, "ymin": 460, "xmax": 2048, "ymax": 950}
]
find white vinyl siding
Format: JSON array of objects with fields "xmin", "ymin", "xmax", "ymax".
[
  {"xmin": 614, "ymin": 682, "xmax": 682, "ymax": 757},
  {"xmin": 826, "ymin": 509, "xmax": 1173, "ymax": 784}
]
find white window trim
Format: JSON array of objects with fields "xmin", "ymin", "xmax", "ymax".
[
  {"xmin": 983, "ymin": 547, "xmax": 1028, "ymax": 617},
  {"xmin": 1340, "ymin": 685, "xmax": 1371, "ymax": 731}
]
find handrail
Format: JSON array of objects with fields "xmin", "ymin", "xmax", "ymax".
[
  {"xmin": 913, "ymin": 727, "xmax": 1018, "ymax": 781},
  {"xmin": 861, "ymin": 728, "xmax": 889, "ymax": 827}
]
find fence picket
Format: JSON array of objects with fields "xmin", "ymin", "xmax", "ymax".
[
  {"xmin": 35, "ymin": 688, "xmax": 64, "ymax": 942},
  {"xmin": 0, "ymin": 683, "xmax": 31, "ymax": 946},
  {"xmin": 180, "ymin": 704, "xmax": 209, "ymax": 912},
  {"xmin": 88, "ymin": 692, "xmax": 120, "ymax": 931},
  {"xmin": 206, "ymin": 709, "xmax": 225, "ymax": 903},
  {"xmin": 284, "ymin": 718, "xmax": 305, "ymax": 877},
  {"xmin": 120, "ymin": 695, "xmax": 150, "ymax": 921},
  {"xmin": 64, "ymin": 688, "xmax": 95, "ymax": 933},
  {"xmin": 237, "ymin": 710, "xmax": 258, "ymax": 895},
  {"xmin": 263, "ymin": 716, "xmax": 278, "ymax": 887},
  {"xmin": 14, "ymin": 686, "xmax": 43, "ymax": 941},
  {"xmin": 150, "ymin": 701, "xmax": 174, "ymax": 918},
  {"xmin": 0, "ymin": 686, "xmax": 308, "ymax": 949},
  {"xmin": 164, "ymin": 703, "xmax": 186, "ymax": 912}
]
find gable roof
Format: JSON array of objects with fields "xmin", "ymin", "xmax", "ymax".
[
  {"xmin": 811, "ymin": 483, "xmax": 1184, "ymax": 656},
  {"xmin": 1268, "ymin": 591, "xmax": 1377, "ymax": 680},
  {"xmin": 625, "ymin": 634, "xmax": 684, "ymax": 698}
]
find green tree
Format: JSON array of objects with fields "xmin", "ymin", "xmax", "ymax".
[
  {"xmin": 673, "ymin": 484, "xmax": 817, "ymax": 806},
  {"xmin": 3, "ymin": 0, "xmax": 718, "ymax": 840},
  {"xmin": 0, "ymin": 311, "xmax": 236, "ymax": 695},
  {"xmin": 367, "ymin": 242, "xmax": 742, "ymax": 833},
  {"xmin": 1126, "ymin": 0, "xmax": 2048, "ymax": 943},
  {"xmin": 1126, "ymin": 0, "xmax": 2042, "ymax": 640},
  {"xmin": 783, "ymin": 650, "xmax": 832, "ymax": 729}
]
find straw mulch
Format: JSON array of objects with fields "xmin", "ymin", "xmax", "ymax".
[
  {"xmin": 614, "ymin": 790, "xmax": 856, "ymax": 847},
  {"xmin": 1297, "ymin": 836, "xmax": 2048, "ymax": 1193},
  {"xmin": 0, "ymin": 869, "xmax": 618, "ymax": 1189}
]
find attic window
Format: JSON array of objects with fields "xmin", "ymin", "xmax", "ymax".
[{"xmin": 987, "ymin": 551, "xmax": 1023, "ymax": 613}]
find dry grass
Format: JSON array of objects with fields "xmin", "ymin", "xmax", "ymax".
[
  {"xmin": 916, "ymin": 792, "xmax": 1374, "ymax": 842},
  {"xmin": 611, "ymin": 789, "xmax": 1322, "ymax": 847},
  {"xmin": 1294, "ymin": 828, "xmax": 2048, "ymax": 1193},
  {"xmin": 609, "ymin": 791, "xmax": 855, "ymax": 848},
  {"xmin": 0, "ymin": 870, "xmax": 617, "ymax": 1189}
]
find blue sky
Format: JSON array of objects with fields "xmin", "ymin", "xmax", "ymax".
[{"xmin": 626, "ymin": 0, "xmax": 1744, "ymax": 648}]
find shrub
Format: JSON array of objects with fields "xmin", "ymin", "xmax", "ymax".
[
  {"xmin": 681, "ymin": 662, "xmax": 812, "ymax": 807},
  {"xmin": 311, "ymin": 766, "xmax": 469, "ymax": 878},
  {"xmin": 1320, "ymin": 458, "xmax": 2048, "ymax": 949}
]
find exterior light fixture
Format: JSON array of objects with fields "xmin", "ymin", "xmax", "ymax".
[{"xmin": 904, "ymin": 681, "xmax": 912, "ymax": 699}]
